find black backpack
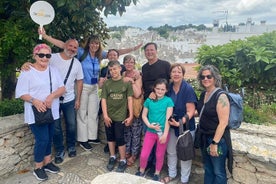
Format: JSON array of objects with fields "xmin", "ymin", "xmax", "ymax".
[{"xmin": 176, "ymin": 119, "xmax": 195, "ymax": 161}]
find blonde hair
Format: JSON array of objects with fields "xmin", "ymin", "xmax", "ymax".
[{"xmin": 123, "ymin": 54, "xmax": 136, "ymax": 64}]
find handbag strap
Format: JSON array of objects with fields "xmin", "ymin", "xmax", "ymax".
[
  {"xmin": 63, "ymin": 58, "xmax": 74, "ymax": 85},
  {"xmin": 179, "ymin": 119, "xmax": 190, "ymax": 135},
  {"xmin": 49, "ymin": 67, "xmax": 52, "ymax": 93},
  {"xmin": 199, "ymin": 88, "xmax": 220, "ymax": 122}
]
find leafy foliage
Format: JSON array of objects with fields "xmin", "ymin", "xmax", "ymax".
[
  {"xmin": 0, "ymin": 0, "xmax": 137, "ymax": 99},
  {"xmin": 0, "ymin": 98, "xmax": 24, "ymax": 116},
  {"xmin": 196, "ymin": 31, "xmax": 276, "ymax": 91}
]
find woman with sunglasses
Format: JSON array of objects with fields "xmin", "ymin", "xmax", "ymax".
[
  {"xmin": 15, "ymin": 44, "xmax": 65, "ymax": 181},
  {"xmin": 39, "ymin": 27, "xmax": 142, "ymax": 151},
  {"xmin": 196, "ymin": 65, "xmax": 233, "ymax": 184}
]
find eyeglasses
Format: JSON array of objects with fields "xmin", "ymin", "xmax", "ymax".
[
  {"xmin": 36, "ymin": 53, "xmax": 51, "ymax": 58},
  {"xmin": 200, "ymin": 75, "xmax": 213, "ymax": 80}
]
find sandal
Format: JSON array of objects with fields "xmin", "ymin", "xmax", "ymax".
[
  {"xmin": 125, "ymin": 153, "xmax": 131, "ymax": 159},
  {"xmin": 127, "ymin": 155, "xmax": 136, "ymax": 166},
  {"xmin": 160, "ymin": 176, "xmax": 175, "ymax": 184}
]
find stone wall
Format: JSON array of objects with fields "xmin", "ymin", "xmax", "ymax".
[
  {"xmin": 0, "ymin": 114, "xmax": 34, "ymax": 178},
  {"xmin": 1, "ymin": 114, "xmax": 276, "ymax": 183}
]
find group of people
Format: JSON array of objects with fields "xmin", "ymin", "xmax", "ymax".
[
  {"xmin": 16, "ymin": 28, "xmax": 142, "ymax": 181},
  {"xmin": 15, "ymin": 28, "xmax": 233, "ymax": 184}
]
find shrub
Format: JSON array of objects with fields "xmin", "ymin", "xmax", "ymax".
[
  {"xmin": 0, "ymin": 99, "xmax": 24, "ymax": 117},
  {"xmin": 243, "ymin": 104, "xmax": 276, "ymax": 125}
]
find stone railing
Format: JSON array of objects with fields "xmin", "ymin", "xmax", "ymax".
[{"xmin": 1, "ymin": 114, "xmax": 276, "ymax": 183}]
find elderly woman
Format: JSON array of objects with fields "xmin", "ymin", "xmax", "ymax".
[
  {"xmin": 15, "ymin": 44, "xmax": 65, "ymax": 181},
  {"xmin": 196, "ymin": 65, "xmax": 232, "ymax": 184},
  {"xmin": 122, "ymin": 55, "xmax": 143, "ymax": 166},
  {"xmin": 161, "ymin": 63, "xmax": 197, "ymax": 184}
]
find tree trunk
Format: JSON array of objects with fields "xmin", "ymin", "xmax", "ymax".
[{"xmin": 0, "ymin": 54, "xmax": 17, "ymax": 100}]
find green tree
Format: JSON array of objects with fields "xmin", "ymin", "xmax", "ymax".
[{"xmin": 0, "ymin": 0, "xmax": 137, "ymax": 99}]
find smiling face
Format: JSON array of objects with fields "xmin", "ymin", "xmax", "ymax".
[
  {"xmin": 170, "ymin": 65, "xmax": 184, "ymax": 83},
  {"xmin": 34, "ymin": 48, "xmax": 51, "ymax": 68},
  {"xmin": 124, "ymin": 57, "xmax": 135, "ymax": 71},
  {"xmin": 89, "ymin": 40, "xmax": 100, "ymax": 54},
  {"xmin": 108, "ymin": 63, "xmax": 122, "ymax": 80},
  {"xmin": 144, "ymin": 44, "xmax": 158, "ymax": 62},
  {"xmin": 107, "ymin": 50, "xmax": 119, "ymax": 61},
  {"xmin": 200, "ymin": 69, "xmax": 215, "ymax": 89},
  {"xmin": 154, "ymin": 83, "xmax": 167, "ymax": 99},
  {"xmin": 64, "ymin": 39, "xmax": 78, "ymax": 58}
]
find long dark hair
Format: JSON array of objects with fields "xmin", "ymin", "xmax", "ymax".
[{"xmin": 80, "ymin": 35, "xmax": 103, "ymax": 62}]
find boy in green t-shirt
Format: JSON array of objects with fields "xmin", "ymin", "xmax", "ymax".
[{"xmin": 101, "ymin": 60, "xmax": 133, "ymax": 172}]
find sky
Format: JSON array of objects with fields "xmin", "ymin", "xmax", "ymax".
[{"xmin": 101, "ymin": 0, "xmax": 276, "ymax": 29}]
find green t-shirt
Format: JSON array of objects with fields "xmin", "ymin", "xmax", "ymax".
[
  {"xmin": 101, "ymin": 77, "xmax": 133, "ymax": 121},
  {"xmin": 144, "ymin": 96, "xmax": 174, "ymax": 133}
]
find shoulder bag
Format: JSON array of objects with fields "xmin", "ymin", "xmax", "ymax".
[
  {"xmin": 176, "ymin": 119, "xmax": 195, "ymax": 161},
  {"xmin": 32, "ymin": 68, "xmax": 54, "ymax": 125}
]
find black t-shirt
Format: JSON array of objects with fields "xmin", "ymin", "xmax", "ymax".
[{"xmin": 142, "ymin": 59, "xmax": 170, "ymax": 99}]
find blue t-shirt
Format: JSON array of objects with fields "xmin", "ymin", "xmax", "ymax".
[
  {"xmin": 168, "ymin": 80, "xmax": 197, "ymax": 134},
  {"xmin": 144, "ymin": 96, "xmax": 174, "ymax": 133},
  {"xmin": 77, "ymin": 47, "xmax": 107, "ymax": 85}
]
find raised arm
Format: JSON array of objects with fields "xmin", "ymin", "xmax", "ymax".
[
  {"xmin": 38, "ymin": 27, "xmax": 65, "ymax": 49},
  {"xmin": 117, "ymin": 43, "xmax": 143, "ymax": 56}
]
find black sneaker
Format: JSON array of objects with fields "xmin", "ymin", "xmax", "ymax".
[
  {"xmin": 116, "ymin": 160, "xmax": 127, "ymax": 173},
  {"xmin": 33, "ymin": 168, "xmax": 48, "ymax": 181},
  {"xmin": 79, "ymin": 141, "xmax": 92, "ymax": 151},
  {"xmin": 54, "ymin": 150, "xmax": 65, "ymax": 164},
  {"xmin": 106, "ymin": 157, "xmax": 116, "ymax": 171},
  {"xmin": 44, "ymin": 162, "xmax": 60, "ymax": 173},
  {"xmin": 68, "ymin": 147, "xmax": 77, "ymax": 158},
  {"xmin": 135, "ymin": 171, "xmax": 145, "ymax": 177},
  {"xmin": 152, "ymin": 174, "xmax": 160, "ymax": 181},
  {"xmin": 88, "ymin": 139, "xmax": 101, "ymax": 144}
]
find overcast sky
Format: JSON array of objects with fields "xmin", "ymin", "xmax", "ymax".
[{"xmin": 101, "ymin": 0, "xmax": 276, "ymax": 29}]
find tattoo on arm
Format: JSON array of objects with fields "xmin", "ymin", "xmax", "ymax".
[{"xmin": 218, "ymin": 95, "xmax": 229, "ymax": 107}]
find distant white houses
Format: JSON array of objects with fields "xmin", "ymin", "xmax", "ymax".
[
  {"xmin": 236, "ymin": 18, "xmax": 276, "ymax": 33},
  {"xmin": 106, "ymin": 20, "xmax": 276, "ymax": 64}
]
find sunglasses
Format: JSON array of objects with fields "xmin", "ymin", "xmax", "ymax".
[
  {"xmin": 36, "ymin": 53, "xmax": 52, "ymax": 59},
  {"xmin": 200, "ymin": 75, "xmax": 213, "ymax": 80}
]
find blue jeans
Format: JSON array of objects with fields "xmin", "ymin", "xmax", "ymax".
[
  {"xmin": 30, "ymin": 122, "xmax": 55, "ymax": 162},
  {"xmin": 53, "ymin": 100, "xmax": 77, "ymax": 153},
  {"xmin": 201, "ymin": 137, "xmax": 228, "ymax": 184}
]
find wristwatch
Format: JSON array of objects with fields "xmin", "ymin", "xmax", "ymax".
[{"xmin": 211, "ymin": 140, "xmax": 219, "ymax": 145}]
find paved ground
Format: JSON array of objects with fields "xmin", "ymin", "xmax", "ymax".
[{"xmin": 2, "ymin": 143, "xmax": 204, "ymax": 184}]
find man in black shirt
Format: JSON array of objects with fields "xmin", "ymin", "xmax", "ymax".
[{"xmin": 141, "ymin": 42, "xmax": 171, "ymax": 177}]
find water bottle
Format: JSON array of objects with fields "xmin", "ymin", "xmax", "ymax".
[
  {"xmin": 152, "ymin": 122, "xmax": 163, "ymax": 138},
  {"xmin": 156, "ymin": 129, "xmax": 163, "ymax": 138}
]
